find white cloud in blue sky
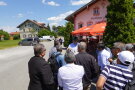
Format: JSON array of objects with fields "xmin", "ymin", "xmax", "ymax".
[
  {"xmin": 47, "ymin": 1, "xmax": 60, "ymax": 6},
  {"xmin": 42, "ymin": 0, "xmax": 60, "ymax": 6},
  {"xmin": 0, "ymin": 1, "xmax": 7, "ymax": 6},
  {"xmin": 47, "ymin": 10, "xmax": 74, "ymax": 22},
  {"xmin": 17, "ymin": 13, "xmax": 24, "ymax": 18},
  {"xmin": 47, "ymin": 10, "xmax": 74, "ymax": 26},
  {"xmin": 70, "ymin": 0, "xmax": 91, "ymax": 5}
]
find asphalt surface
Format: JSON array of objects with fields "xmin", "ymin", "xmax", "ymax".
[
  {"xmin": 0, "ymin": 40, "xmax": 96, "ymax": 90},
  {"xmin": 0, "ymin": 41, "xmax": 54, "ymax": 90}
]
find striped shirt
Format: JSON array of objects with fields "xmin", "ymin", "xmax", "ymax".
[{"xmin": 101, "ymin": 64, "xmax": 133, "ymax": 90}]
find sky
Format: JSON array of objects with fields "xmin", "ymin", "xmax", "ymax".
[{"xmin": 0, "ymin": 0, "xmax": 92, "ymax": 32}]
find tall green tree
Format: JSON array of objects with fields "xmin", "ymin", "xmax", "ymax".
[
  {"xmin": 47, "ymin": 23, "xmax": 51, "ymax": 31},
  {"xmin": 64, "ymin": 22, "xmax": 74, "ymax": 47},
  {"xmin": 57, "ymin": 26, "xmax": 65, "ymax": 36},
  {"xmin": 103, "ymin": 0, "xmax": 135, "ymax": 47},
  {"xmin": 52, "ymin": 25, "xmax": 57, "ymax": 32}
]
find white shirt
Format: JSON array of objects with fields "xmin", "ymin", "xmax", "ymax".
[
  {"xmin": 58, "ymin": 63, "xmax": 84, "ymax": 90},
  {"xmin": 68, "ymin": 43, "xmax": 79, "ymax": 55},
  {"xmin": 98, "ymin": 49, "xmax": 111, "ymax": 70}
]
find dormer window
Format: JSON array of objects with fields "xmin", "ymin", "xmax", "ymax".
[{"xmin": 93, "ymin": 7, "xmax": 100, "ymax": 16}]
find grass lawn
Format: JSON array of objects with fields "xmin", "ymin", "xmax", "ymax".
[{"xmin": 0, "ymin": 40, "xmax": 21, "ymax": 50}]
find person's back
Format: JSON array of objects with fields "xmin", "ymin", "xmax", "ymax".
[
  {"xmin": 75, "ymin": 42, "xmax": 99, "ymax": 90},
  {"xmin": 58, "ymin": 49, "xmax": 84, "ymax": 90},
  {"xmin": 28, "ymin": 44, "xmax": 55, "ymax": 90},
  {"xmin": 49, "ymin": 40, "xmax": 60, "ymax": 57},
  {"xmin": 101, "ymin": 64, "xmax": 133, "ymax": 90},
  {"xmin": 55, "ymin": 52, "xmax": 66, "ymax": 66},
  {"xmin": 96, "ymin": 51, "xmax": 135, "ymax": 90},
  {"xmin": 28, "ymin": 56, "xmax": 54, "ymax": 90},
  {"xmin": 58, "ymin": 64, "xmax": 84, "ymax": 90}
]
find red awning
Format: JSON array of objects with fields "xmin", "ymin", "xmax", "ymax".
[{"xmin": 72, "ymin": 22, "xmax": 106, "ymax": 36}]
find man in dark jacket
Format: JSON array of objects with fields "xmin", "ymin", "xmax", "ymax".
[
  {"xmin": 28, "ymin": 44, "xmax": 55, "ymax": 90},
  {"xmin": 75, "ymin": 42, "xmax": 99, "ymax": 90}
]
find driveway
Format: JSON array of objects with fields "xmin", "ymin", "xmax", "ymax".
[{"xmin": 0, "ymin": 41, "xmax": 54, "ymax": 90}]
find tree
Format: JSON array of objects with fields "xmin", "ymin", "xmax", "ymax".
[
  {"xmin": 103, "ymin": 0, "xmax": 135, "ymax": 47},
  {"xmin": 0, "ymin": 29, "xmax": 10, "ymax": 40},
  {"xmin": 52, "ymin": 25, "xmax": 57, "ymax": 32},
  {"xmin": 64, "ymin": 22, "xmax": 74, "ymax": 47},
  {"xmin": 38, "ymin": 29, "xmax": 57, "ymax": 37},
  {"xmin": 47, "ymin": 23, "xmax": 51, "ymax": 31},
  {"xmin": 57, "ymin": 26, "xmax": 65, "ymax": 36}
]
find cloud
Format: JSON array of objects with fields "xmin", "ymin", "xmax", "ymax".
[
  {"xmin": 0, "ymin": 26, "xmax": 19, "ymax": 33},
  {"xmin": 0, "ymin": 1, "xmax": 7, "ymax": 6},
  {"xmin": 70, "ymin": 0, "xmax": 91, "ymax": 6},
  {"xmin": 41, "ymin": 0, "xmax": 60, "ymax": 6},
  {"xmin": 42, "ymin": 0, "xmax": 46, "ymax": 4},
  {"xmin": 47, "ymin": 1, "xmax": 60, "ymax": 6},
  {"xmin": 50, "ymin": 23, "xmax": 59, "ymax": 26},
  {"xmin": 47, "ymin": 10, "xmax": 74, "ymax": 22},
  {"xmin": 17, "ymin": 13, "xmax": 24, "ymax": 18}
]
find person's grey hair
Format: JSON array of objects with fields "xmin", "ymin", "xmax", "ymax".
[
  {"xmin": 113, "ymin": 42, "xmax": 125, "ymax": 51},
  {"xmin": 64, "ymin": 49, "xmax": 76, "ymax": 63},
  {"xmin": 125, "ymin": 44, "xmax": 133, "ymax": 50},
  {"xmin": 78, "ymin": 42, "xmax": 87, "ymax": 50},
  {"xmin": 34, "ymin": 44, "xmax": 46, "ymax": 56},
  {"xmin": 56, "ymin": 45, "xmax": 62, "ymax": 52}
]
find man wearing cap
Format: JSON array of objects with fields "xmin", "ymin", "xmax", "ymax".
[
  {"xmin": 125, "ymin": 43, "xmax": 135, "ymax": 70},
  {"xmin": 96, "ymin": 51, "xmax": 134, "ymax": 90}
]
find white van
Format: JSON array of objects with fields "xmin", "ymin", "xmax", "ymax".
[{"xmin": 39, "ymin": 36, "xmax": 53, "ymax": 41}]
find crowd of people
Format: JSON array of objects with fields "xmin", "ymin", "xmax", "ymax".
[{"xmin": 28, "ymin": 37, "xmax": 135, "ymax": 90}]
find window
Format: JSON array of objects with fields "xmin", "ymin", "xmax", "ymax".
[
  {"xmin": 78, "ymin": 23, "xmax": 83, "ymax": 29},
  {"xmin": 93, "ymin": 7, "xmax": 100, "ymax": 16},
  {"xmin": 23, "ymin": 34, "xmax": 26, "ymax": 38},
  {"xmin": 87, "ymin": 22, "xmax": 93, "ymax": 26},
  {"xmin": 28, "ymin": 34, "xmax": 32, "ymax": 37}
]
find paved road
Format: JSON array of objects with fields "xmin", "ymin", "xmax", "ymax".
[{"xmin": 0, "ymin": 41, "xmax": 54, "ymax": 90}]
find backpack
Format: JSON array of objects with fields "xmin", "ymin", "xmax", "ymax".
[
  {"xmin": 48, "ymin": 53, "xmax": 62, "ymax": 74},
  {"xmin": 125, "ymin": 62, "xmax": 135, "ymax": 90}
]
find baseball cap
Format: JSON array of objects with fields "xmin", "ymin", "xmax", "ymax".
[{"xmin": 118, "ymin": 51, "xmax": 135, "ymax": 65}]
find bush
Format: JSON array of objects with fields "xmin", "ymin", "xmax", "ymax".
[
  {"xmin": 13, "ymin": 34, "xmax": 20, "ymax": 40},
  {"xmin": 0, "ymin": 29, "xmax": 10, "ymax": 40}
]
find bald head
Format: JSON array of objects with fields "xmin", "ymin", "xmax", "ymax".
[{"xmin": 78, "ymin": 42, "xmax": 87, "ymax": 52}]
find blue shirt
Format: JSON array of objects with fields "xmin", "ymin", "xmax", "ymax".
[{"xmin": 54, "ymin": 52, "xmax": 66, "ymax": 66}]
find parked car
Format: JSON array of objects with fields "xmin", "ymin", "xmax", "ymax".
[
  {"xmin": 39, "ymin": 36, "xmax": 54, "ymax": 41},
  {"xmin": 18, "ymin": 38, "xmax": 38, "ymax": 46}
]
